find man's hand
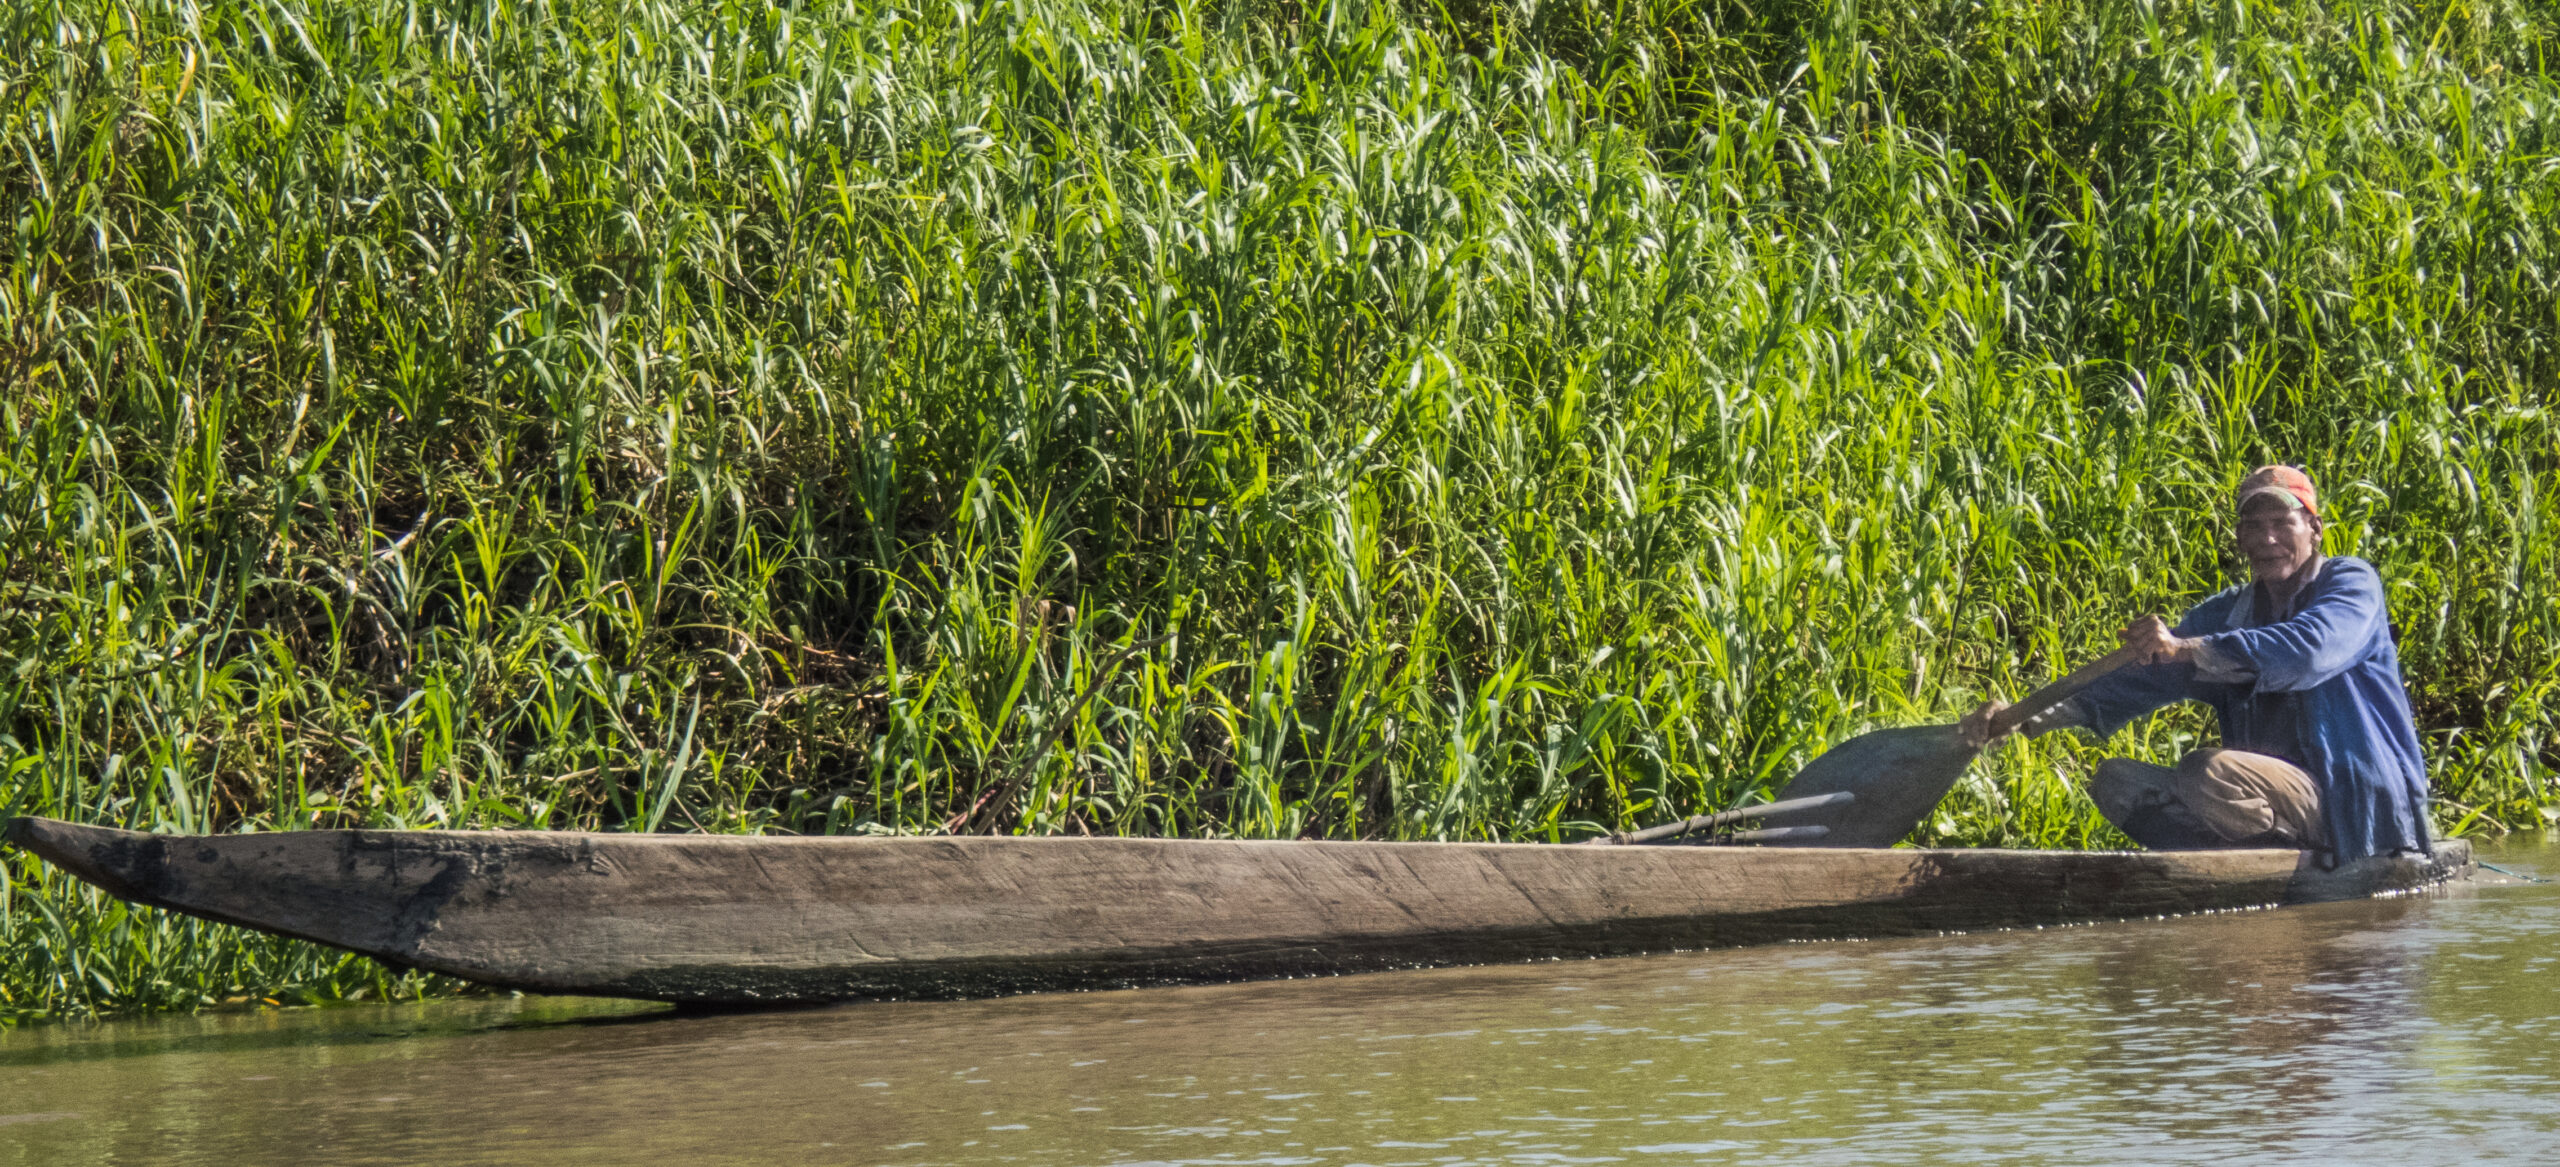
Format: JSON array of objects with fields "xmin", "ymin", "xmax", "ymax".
[
  {"xmin": 1958, "ymin": 699, "xmax": 2011, "ymax": 748},
  {"xmin": 2120, "ymin": 614, "xmax": 2196, "ymax": 666},
  {"xmin": 1960, "ymin": 694, "xmax": 2094, "ymax": 747}
]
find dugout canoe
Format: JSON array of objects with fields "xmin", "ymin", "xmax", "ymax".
[{"xmin": 1, "ymin": 816, "xmax": 2473, "ymax": 1005}]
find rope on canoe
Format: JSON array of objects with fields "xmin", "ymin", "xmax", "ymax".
[{"xmin": 2478, "ymin": 861, "xmax": 2552, "ymax": 884}]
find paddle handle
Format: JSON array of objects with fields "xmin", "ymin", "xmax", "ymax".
[
  {"xmin": 1588, "ymin": 791, "xmax": 1854, "ymax": 846},
  {"xmin": 1986, "ymin": 641, "xmax": 2149, "ymax": 735}
]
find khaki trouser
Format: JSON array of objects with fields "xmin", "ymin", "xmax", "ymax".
[{"xmin": 2089, "ymin": 748, "xmax": 2326, "ymax": 850}]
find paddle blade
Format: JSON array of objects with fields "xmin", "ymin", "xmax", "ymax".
[{"xmin": 1766, "ymin": 724, "xmax": 1983, "ymax": 847}]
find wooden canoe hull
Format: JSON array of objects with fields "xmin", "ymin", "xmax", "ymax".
[{"xmin": 2, "ymin": 817, "xmax": 2472, "ymax": 1005}]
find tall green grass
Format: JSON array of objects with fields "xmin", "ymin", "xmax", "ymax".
[{"xmin": 2, "ymin": 0, "xmax": 2555, "ymax": 1019}]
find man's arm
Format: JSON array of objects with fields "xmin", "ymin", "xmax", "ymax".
[
  {"xmin": 2181, "ymin": 558, "xmax": 2388, "ymax": 693},
  {"xmin": 1957, "ymin": 591, "xmax": 2242, "ymax": 747},
  {"xmin": 2060, "ymin": 656, "xmax": 2201, "ymax": 739},
  {"xmin": 2051, "ymin": 589, "xmax": 2253, "ymax": 738}
]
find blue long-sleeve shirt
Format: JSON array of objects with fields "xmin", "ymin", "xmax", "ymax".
[{"xmin": 2068, "ymin": 556, "xmax": 2432, "ymax": 858}]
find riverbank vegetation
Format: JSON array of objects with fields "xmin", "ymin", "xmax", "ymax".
[{"xmin": 3, "ymin": 0, "xmax": 2556, "ymax": 1019}]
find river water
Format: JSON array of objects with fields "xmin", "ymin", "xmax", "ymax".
[{"xmin": 3, "ymin": 838, "xmax": 2553, "ymax": 1166}]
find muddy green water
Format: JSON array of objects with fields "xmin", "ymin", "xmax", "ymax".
[{"xmin": 3, "ymin": 839, "xmax": 2555, "ymax": 1166}]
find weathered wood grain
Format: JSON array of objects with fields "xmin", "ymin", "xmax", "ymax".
[{"xmin": 1, "ymin": 816, "xmax": 2473, "ymax": 1005}]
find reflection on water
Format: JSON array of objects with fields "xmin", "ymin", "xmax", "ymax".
[{"xmin": 3, "ymin": 839, "xmax": 2554, "ymax": 1166}]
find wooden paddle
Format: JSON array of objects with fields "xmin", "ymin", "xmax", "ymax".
[
  {"xmin": 1581, "ymin": 790, "xmax": 1855, "ymax": 846},
  {"xmin": 1764, "ymin": 641, "xmax": 2149, "ymax": 847}
]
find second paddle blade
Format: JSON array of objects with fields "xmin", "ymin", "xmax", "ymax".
[{"xmin": 1766, "ymin": 723, "xmax": 1984, "ymax": 847}]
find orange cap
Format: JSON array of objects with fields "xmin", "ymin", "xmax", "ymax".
[{"xmin": 2236, "ymin": 465, "xmax": 2318, "ymax": 517}]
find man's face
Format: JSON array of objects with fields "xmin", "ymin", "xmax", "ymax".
[{"xmin": 2235, "ymin": 498, "xmax": 2320, "ymax": 583}]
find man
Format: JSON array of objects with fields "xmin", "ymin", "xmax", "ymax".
[{"xmin": 1959, "ymin": 466, "xmax": 2433, "ymax": 859}]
